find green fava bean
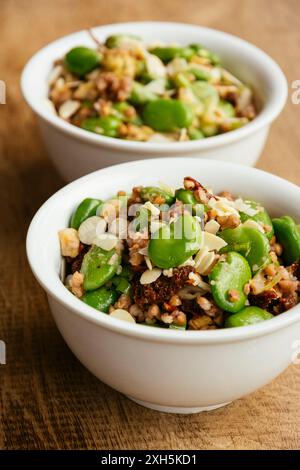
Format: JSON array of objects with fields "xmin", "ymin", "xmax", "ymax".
[
  {"xmin": 81, "ymin": 246, "xmax": 120, "ymax": 291},
  {"xmin": 188, "ymin": 128, "xmax": 205, "ymax": 140},
  {"xmin": 70, "ymin": 198, "xmax": 102, "ymax": 230},
  {"xmin": 65, "ymin": 46, "xmax": 101, "ymax": 77},
  {"xmin": 143, "ymin": 99, "xmax": 194, "ymax": 132},
  {"xmin": 141, "ymin": 186, "xmax": 175, "ymax": 205},
  {"xmin": 175, "ymin": 188, "xmax": 197, "ymax": 205},
  {"xmin": 81, "ymin": 286, "xmax": 118, "ymax": 313},
  {"xmin": 150, "ymin": 46, "xmax": 194, "ymax": 63},
  {"xmin": 272, "ymin": 215, "xmax": 300, "ymax": 264},
  {"xmin": 225, "ymin": 306, "xmax": 274, "ymax": 328},
  {"xmin": 129, "ymin": 82, "xmax": 159, "ymax": 105},
  {"xmin": 239, "ymin": 200, "xmax": 274, "ymax": 240},
  {"xmin": 175, "ymin": 188, "xmax": 204, "ymax": 216},
  {"xmin": 81, "ymin": 116, "xmax": 122, "ymax": 137},
  {"xmin": 105, "ymin": 34, "xmax": 142, "ymax": 49},
  {"xmin": 112, "ymin": 276, "xmax": 131, "ymax": 294},
  {"xmin": 220, "ymin": 226, "xmax": 270, "ymax": 273},
  {"xmin": 148, "ymin": 214, "xmax": 202, "ymax": 269},
  {"xmin": 209, "ymin": 252, "xmax": 251, "ymax": 313}
]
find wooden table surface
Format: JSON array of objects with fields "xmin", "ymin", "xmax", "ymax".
[{"xmin": 1, "ymin": 0, "xmax": 300, "ymax": 450}]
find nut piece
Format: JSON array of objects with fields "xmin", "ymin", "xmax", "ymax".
[
  {"xmin": 58, "ymin": 228, "xmax": 80, "ymax": 258},
  {"xmin": 70, "ymin": 271, "xmax": 84, "ymax": 298}
]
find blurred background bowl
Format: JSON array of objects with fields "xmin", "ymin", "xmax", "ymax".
[{"xmin": 21, "ymin": 22, "xmax": 287, "ymax": 181}]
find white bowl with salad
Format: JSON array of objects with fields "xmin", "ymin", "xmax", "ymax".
[
  {"xmin": 26, "ymin": 158, "xmax": 300, "ymax": 413},
  {"xmin": 21, "ymin": 22, "xmax": 287, "ymax": 181}
]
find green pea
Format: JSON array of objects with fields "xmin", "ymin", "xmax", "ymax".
[
  {"xmin": 129, "ymin": 81, "xmax": 158, "ymax": 105},
  {"xmin": 225, "ymin": 306, "xmax": 274, "ymax": 328},
  {"xmin": 188, "ymin": 128, "xmax": 205, "ymax": 140},
  {"xmin": 140, "ymin": 186, "xmax": 175, "ymax": 205},
  {"xmin": 239, "ymin": 200, "xmax": 274, "ymax": 240},
  {"xmin": 148, "ymin": 214, "xmax": 202, "ymax": 269},
  {"xmin": 143, "ymin": 99, "xmax": 194, "ymax": 132},
  {"xmin": 150, "ymin": 46, "xmax": 194, "ymax": 63},
  {"xmin": 81, "ymin": 286, "xmax": 118, "ymax": 313},
  {"xmin": 201, "ymin": 124, "xmax": 219, "ymax": 137},
  {"xmin": 272, "ymin": 215, "xmax": 300, "ymax": 264},
  {"xmin": 70, "ymin": 198, "xmax": 102, "ymax": 230},
  {"xmin": 209, "ymin": 252, "xmax": 251, "ymax": 313},
  {"xmin": 81, "ymin": 246, "xmax": 120, "ymax": 291},
  {"xmin": 220, "ymin": 226, "xmax": 270, "ymax": 273},
  {"xmin": 81, "ymin": 116, "xmax": 122, "ymax": 137},
  {"xmin": 65, "ymin": 46, "xmax": 101, "ymax": 77}
]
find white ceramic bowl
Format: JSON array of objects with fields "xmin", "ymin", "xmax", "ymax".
[
  {"xmin": 21, "ymin": 22, "xmax": 287, "ymax": 182},
  {"xmin": 26, "ymin": 158, "xmax": 300, "ymax": 414}
]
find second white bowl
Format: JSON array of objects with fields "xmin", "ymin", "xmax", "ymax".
[{"xmin": 21, "ymin": 22, "xmax": 287, "ymax": 181}]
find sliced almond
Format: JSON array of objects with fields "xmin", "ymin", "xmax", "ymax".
[
  {"xmin": 48, "ymin": 65, "xmax": 63, "ymax": 86},
  {"xmin": 93, "ymin": 233, "xmax": 118, "ymax": 251},
  {"xmin": 203, "ymin": 232, "xmax": 227, "ymax": 251},
  {"xmin": 140, "ymin": 268, "xmax": 162, "ymax": 285},
  {"xmin": 242, "ymin": 219, "xmax": 265, "ymax": 233},
  {"xmin": 108, "ymin": 217, "xmax": 128, "ymax": 239},
  {"xmin": 78, "ymin": 216, "xmax": 106, "ymax": 245},
  {"xmin": 58, "ymin": 100, "xmax": 80, "ymax": 120},
  {"xmin": 234, "ymin": 198, "xmax": 258, "ymax": 216},
  {"xmin": 145, "ymin": 256, "xmax": 153, "ymax": 270},
  {"xmin": 110, "ymin": 309, "xmax": 136, "ymax": 323},
  {"xmin": 143, "ymin": 201, "xmax": 160, "ymax": 217}
]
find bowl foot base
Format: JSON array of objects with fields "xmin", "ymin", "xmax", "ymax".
[{"xmin": 127, "ymin": 396, "xmax": 232, "ymax": 414}]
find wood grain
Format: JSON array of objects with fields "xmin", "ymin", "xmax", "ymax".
[{"xmin": 0, "ymin": 0, "xmax": 300, "ymax": 450}]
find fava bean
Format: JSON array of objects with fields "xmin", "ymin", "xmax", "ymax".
[
  {"xmin": 105, "ymin": 34, "xmax": 142, "ymax": 49},
  {"xmin": 143, "ymin": 99, "xmax": 194, "ymax": 132},
  {"xmin": 65, "ymin": 46, "xmax": 101, "ymax": 77},
  {"xmin": 220, "ymin": 226, "xmax": 270, "ymax": 273},
  {"xmin": 272, "ymin": 215, "xmax": 300, "ymax": 264},
  {"xmin": 175, "ymin": 188, "xmax": 204, "ymax": 216},
  {"xmin": 141, "ymin": 186, "xmax": 175, "ymax": 205},
  {"xmin": 82, "ymin": 286, "xmax": 118, "ymax": 312},
  {"xmin": 129, "ymin": 82, "xmax": 158, "ymax": 105},
  {"xmin": 209, "ymin": 252, "xmax": 251, "ymax": 313},
  {"xmin": 187, "ymin": 128, "xmax": 205, "ymax": 140},
  {"xmin": 240, "ymin": 200, "xmax": 274, "ymax": 240},
  {"xmin": 81, "ymin": 116, "xmax": 122, "ymax": 137},
  {"xmin": 148, "ymin": 214, "xmax": 202, "ymax": 269},
  {"xmin": 112, "ymin": 276, "xmax": 131, "ymax": 294},
  {"xmin": 225, "ymin": 306, "xmax": 273, "ymax": 328},
  {"xmin": 70, "ymin": 198, "xmax": 102, "ymax": 230},
  {"xmin": 81, "ymin": 245, "xmax": 120, "ymax": 291},
  {"xmin": 150, "ymin": 46, "xmax": 194, "ymax": 63}
]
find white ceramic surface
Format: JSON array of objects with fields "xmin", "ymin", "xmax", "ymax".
[
  {"xmin": 21, "ymin": 22, "xmax": 287, "ymax": 181},
  {"xmin": 26, "ymin": 158, "xmax": 300, "ymax": 413}
]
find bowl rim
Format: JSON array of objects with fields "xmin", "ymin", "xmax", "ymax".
[
  {"xmin": 21, "ymin": 21, "xmax": 288, "ymax": 154},
  {"xmin": 26, "ymin": 157, "xmax": 300, "ymax": 345}
]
